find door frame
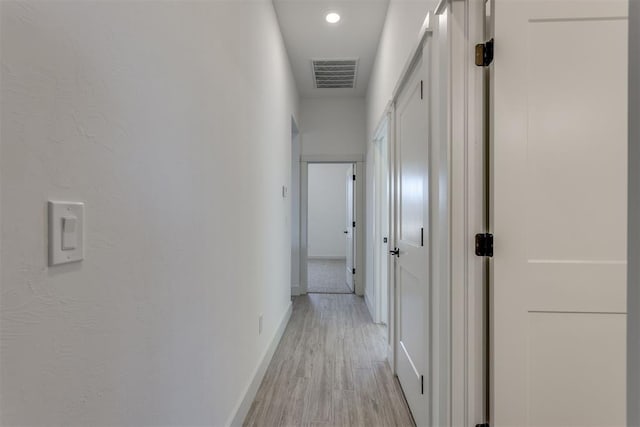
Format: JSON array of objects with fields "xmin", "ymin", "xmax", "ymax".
[
  {"xmin": 381, "ymin": 2, "xmax": 487, "ymax": 426},
  {"xmin": 370, "ymin": 114, "xmax": 392, "ymax": 325},
  {"xmin": 299, "ymin": 155, "xmax": 366, "ymax": 296},
  {"xmin": 290, "ymin": 117, "xmax": 301, "ymax": 296}
]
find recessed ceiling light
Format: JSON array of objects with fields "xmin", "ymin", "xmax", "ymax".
[{"xmin": 325, "ymin": 12, "xmax": 341, "ymax": 24}]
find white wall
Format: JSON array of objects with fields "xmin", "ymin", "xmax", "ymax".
[
  {"xmin": 364, "ymin": 0, "xmax": 435, "ymax": 311},
  {"xmin": 366, "ymin": 0, "xmax": 436, "ymax": 139},
  {"xmin": 300, "ymin": 97, "xmax": 366, "ymax": 158},
  {"xmin": 629, "ymin": 0, "xmax": 639, "ymax": 423},
  {"xmin": 0, "ymin": 2, "xmax": 298, "ymax": 426},
  {"xmin": 308, "ymin": 163, "xmax": 350, "ymax": 258}
]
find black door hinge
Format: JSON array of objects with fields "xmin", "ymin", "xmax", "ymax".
[
  {"xmin": 352, "ymin": 174, "xmax": 356, "ymax": 181},
  {"xmin": 475, "ymin": 38, "xmax": 494, "ymax": 67},
  {"xmin": 420, "ymin": 227, "xmax": 424, "ymax": 247},
  {"xmin": 420, "ymin": 80, "xmax": 424, "ymax": 99},
  {"xmin": 352, "ymin": 268, "xmax": 356, "ymax": 275},
  {"xmin": 476, "ymin": 424, "xmax": 490, "ymax": 427},
  {"xmin": 352, "ymin": 221, "xmax": 356, "ymax": 228},
  {"xmin": 420, "ymin": 375, "xmax": 424, "ymax": 394},
  {"xmin": 475, "ymin": 233, "xmax": 494, "ymax": 257}
]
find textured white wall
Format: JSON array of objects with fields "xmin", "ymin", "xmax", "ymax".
[
  {"xmin": 0, "ymin": 1, "xmax": 298, "ymax": 426},
  {"xmin": 629, "ymin": 0, "xmax": 639, "ymax": 423},
  {"xmin": 308, "ymin": 163, "xmax": 350, "ymax": 258},
  {"xmin": 300, "ymin": 97, "xmax": 366, "ymax": 157}
]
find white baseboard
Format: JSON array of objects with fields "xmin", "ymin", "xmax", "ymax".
[
  {"xmin": 387, "ymin": 344, "xmax": 395, "ymax": 374},
  {"xmin": 364, "ymin": 292, "xmax": 376, "ymax": 323},
  {"xmin": 307, "ymin": 256, "xmax": 347, "ymax": 261},
  {"xmin": 227, "ymin": 301, "xmax": 292, "ymax": 427}
]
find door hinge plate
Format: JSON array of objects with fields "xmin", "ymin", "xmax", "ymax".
[
  {"xmin": 476, "ymin": 424, "xmax": 490, "ymax": 427},
  {"xmin": 475, "ymin": 38, "xmax": 494, "ymax": 67},
  {"xmin": 475, "ymin": 233, "xmax": 494, "ymax": 257},
  {"xmin": 420, "ymin": 375, "xmax": 424, "ymax": 394},
  {"xmin": 352, "ymin": 268, "xmax": 356, "ymax": 275},
  {"xmin": 352, "ymin": 174, "xmax": 356, "ymax": 181}
]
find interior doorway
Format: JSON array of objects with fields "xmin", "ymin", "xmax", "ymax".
[
  {"xmin": 306, "ymin": 163, "xmax": 356, "ymax": 294},
  {"xmin": 372, "ymin": 117, "xmax": 390, "ymax": 325}
]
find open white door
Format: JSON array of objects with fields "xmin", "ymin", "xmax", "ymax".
[
  {"xmin": 492, "ymin": 1, "xmax": 628, "ymax": 425},
  {"xmin": 345, "ymin": 164, "xmax": 355, "ymax": 292},
  {"xmin": 394, "ymin": 55, "xmax": 429, "ymax": 427}
]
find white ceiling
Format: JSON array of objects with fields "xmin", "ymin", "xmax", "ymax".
[{"xmin": 273, "ymin": 0, "xmax": 389, "ymax": 98}]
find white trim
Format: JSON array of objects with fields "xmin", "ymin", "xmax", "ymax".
[
  {"xmin": 365, "ymin": 293, "xmax": 376, "ymax": 324},
  {"xmin": 449, "ymin": 0, "xmax": 487, "ymax": 425},
  {"xmin": 291, "ymin": 116, "xmax": 301, "ymax": 296},
  {"xmin": 300, "ymin": 160, "xmax": 365, "ymax": 296},
  {"xmin": 391, "ymin": 12, "xmax": 434, "ymax": 103},
  {"xmin": 300, "ymin": 154, "xmax": 364, "ymax": 163},
  {"xmin": 308, "ymin": 256, "xmax": 347, "ymax": 261},
  {"xmin": 629, "ymin": 0, "xmax": 640, "ymax": 423},
  {"xmin": 387, "ymin": 102, "xmax": 397, "ymax": 373},
  {"xmin": 354, "ymin": 161, "xmax": 366, "ymax": 296},
  {"xmin": 300, "ymin": 163, "xmax": 309, "ymax": 294},
  {"xmin": 370, "ymin": 113, "xmax": 391, "ymax": 325},
  {"xmin": 227, "ymin": 302, "xmax": 293, "ymax": 427},
  {"xmin": 435, "ymin": 0, "xmax": 448, "ymax": 15}
]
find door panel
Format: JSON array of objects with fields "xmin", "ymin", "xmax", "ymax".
[
  {"xmin": 395, "ymin": 56, "xmax": 429, "ymax": 427},
  {"xmin": 346, "ymin": 164, "xmax": 354, "ymax": 292},
  {"xmin": 492, "ymin": 1, "xmax": 628, "ymax": 425}
]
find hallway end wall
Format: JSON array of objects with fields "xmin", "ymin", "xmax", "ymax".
[
  {"xmin": 0, "ymin": 2, "xmax": 298, "ymax": 426},
  {"xmin": 629, "ymin": 0, "xmax": 639, "ymax": 423},
  {"xmin": 308, "ymin": 164, "xmax": 351, "ymax": 259},
  {"xmin": 300, "ymin": 97, "xmax": 366, "ymax": 158}
]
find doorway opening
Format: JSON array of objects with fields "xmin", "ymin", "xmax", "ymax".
[
  {"xmin": 290, "ymin": 117, "xmax": 301, "ymax": 296},
  {"xmin": 306, "ymin": 163, "xmax": 356, "ymax": 294},
  {"xmin": 371, "ymin": 116, "xmax": 390, "ymax": 325}
]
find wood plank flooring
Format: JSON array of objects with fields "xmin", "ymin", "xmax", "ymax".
[
  {"xmin": 307, "ymin": 259, "xmax": 351, "ymax": 294},
  {"xmin": 243, "ymin": 294, "xmax": 415, "ymax": 427}
]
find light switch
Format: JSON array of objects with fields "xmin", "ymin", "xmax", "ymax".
[
  {"xmin": 48, "ymin": 201, "xmax": 84, "ymax": 266},
  {"xmin": 61, "ymin": 216, "xmax": 78, "ymax": 250}
]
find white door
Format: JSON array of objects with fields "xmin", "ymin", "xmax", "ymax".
[
  {"xmin": 394, "ymin": 57, "xmax": 429, "ymax": 426},
  {"xmin": 492, "ymin": 1, "xmax": 628, "ymax": 425},
  {"xmin": 345, "ymin": 164, "xmax": 354, "ymax": 292}
]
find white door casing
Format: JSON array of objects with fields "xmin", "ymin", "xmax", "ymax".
[
  {"xmin": 373, "ymin": 117, "xmax": 391, "ymax": 325},
  {"xmin": 346, "ymin": 164, "xmax": 355, "ymax": 292},
  {"xmin": 394, "ymin": 54, "xmax": 430, "ymax": 427},
  {"xmin": 492, "ymin": 1, "xmax": 628, "ymax": 425}
]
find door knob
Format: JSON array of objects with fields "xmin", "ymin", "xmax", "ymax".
[{"xmin": 389, "ymin": 248, "xmax": 400, "ymax": 257}]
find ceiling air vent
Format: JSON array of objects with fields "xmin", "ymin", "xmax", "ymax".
[{"xmin": 312, "ymin": 59, "xmax": 358, "ymax": 89}]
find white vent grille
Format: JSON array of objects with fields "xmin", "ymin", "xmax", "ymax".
[{"xmin": 312, "ymin": 59, "xmax": 358, "ymax": 89}]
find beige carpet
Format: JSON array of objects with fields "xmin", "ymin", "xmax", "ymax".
[{"xmin": 308, "ymin": 259, "xmax": 352, "ymax": 293}]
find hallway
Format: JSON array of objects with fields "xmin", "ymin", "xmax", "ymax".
[
  {"xmin": 243, "ymin": 294, "xmax": 413, "ymax": 427},
  {"xmin": 308, "ymin": 259, "xmax": 351, "ymax": 294}
]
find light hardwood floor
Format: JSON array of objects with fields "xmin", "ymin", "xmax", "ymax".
[
  {"xmin": 308, "ymin": 259, "xmax": 351, "ymax": 294},
  {"xmin": 243, "ymin": 294, "xmax": 415, "ymax": 427}
]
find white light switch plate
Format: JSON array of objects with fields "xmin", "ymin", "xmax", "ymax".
[{"xmin": 48, "ymin": 201, "xmax": 84, "ymax": 266}]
